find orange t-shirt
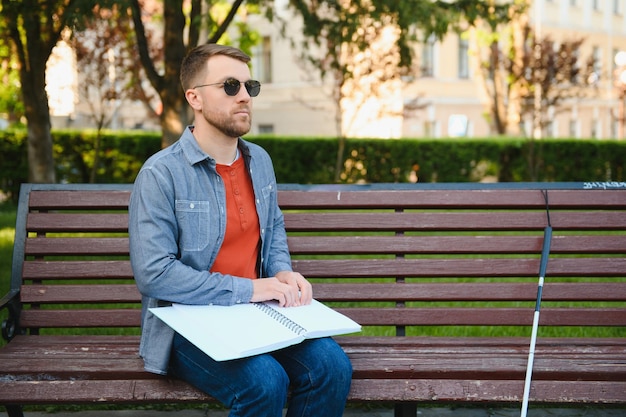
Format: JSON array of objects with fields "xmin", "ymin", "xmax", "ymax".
[{"xmin": 211, "ymin": 156, "xmax": 260, "ymax": 279}]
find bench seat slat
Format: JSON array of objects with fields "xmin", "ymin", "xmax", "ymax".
[
  {"xmin": 346, "ymin": 379, "xmax": 626, "ymax": 403},
  {"xmin": 4, "ymin": 355, "xmax": 624, "ymax": 382},
  {"xmin": 335, "ymin": 336, "xmax": 626, "ymax": 354},
  {"xmin": 3, "ymin": 336, "xmax": 625, "ymax": 382},
  {"xmin": 7, "ymin": 335, "xmax": 626, "ymax": 359},
  {"xmin": 2, "ymin": 379, "xmax": 625, "ymax": 404}
]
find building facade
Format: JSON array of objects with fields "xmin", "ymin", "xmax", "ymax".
[
  {"xmin": 47, "ymin": 0, "xmax": 626, "ymax": 139},
  {"xmin": 247, "ymin": 0, "xmax": 626, "ymax": 139}
]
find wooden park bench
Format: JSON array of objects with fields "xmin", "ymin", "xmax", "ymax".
[{"xmin": 1, "ymin": 182, "xmax": 625, "ymax": 417}]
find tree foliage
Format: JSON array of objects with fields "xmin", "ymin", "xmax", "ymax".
[
  {"xmin": 72, "ymin": 4, "xmax": 161, "ymax": 182},
  {"xmin": 0, "ymin": 0, "xmax": 118, "ymax": 182},
  {"xmin": 518, "ymin": 31, "xmax": 597, "ymax": 135},
  {"xmin": 0, "ymin": 27, "xmax": 23, "ymax": 126},
  {"xmin": 476, "ymin": 0, "xmax": 596, "ymax": 137},
  {"xmin": 280, "ymin": 0, "xmax": 513, "ymax": 180}
]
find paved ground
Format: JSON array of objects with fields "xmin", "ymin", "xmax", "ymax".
[{"xmin": 22, "ymin": 405, "xmax": 626, "ymax": 417}]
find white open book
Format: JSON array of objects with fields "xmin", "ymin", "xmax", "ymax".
[{"xmin": 149, "ymin": 299, "xmax": 361, "ymax": 361}]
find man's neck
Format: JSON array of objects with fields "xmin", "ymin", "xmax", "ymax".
[{"xmin": 192, "ymin": 124, "xmax": 239, "ymax": 165}]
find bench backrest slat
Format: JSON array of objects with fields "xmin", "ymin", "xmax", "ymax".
[
  {"xmin": 19, "ymin": 282, "xmax": 626, "ymax": 304},
  {"xmin": 288, "ymin": 235, "xmax": 626, "ymax": 255},
  {"xmin": 25, "ymin": 237, "xmax": 130, "ymax": 256},
  {"xmin": 22, "ymin": 261, "xmax": 133, "ymax": 280},
  {"xmin": 27, "ymin": 213, "xmax": 129, "ymax": 232},
  {"xmin": 18, "ymin": 307, "xmax": 626, "ymax": 329},
  {"xmin": 284, "ymin": 212, "xmax": 626, "ymax": 231},
  {"xmin": 291, "ymin": 258, "xmax": 626, "ymax": 277}
]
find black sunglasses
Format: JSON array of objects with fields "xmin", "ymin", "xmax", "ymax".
[{"xmin": 194, "ymin": 78, "xmax": 261, "ymax": 97}]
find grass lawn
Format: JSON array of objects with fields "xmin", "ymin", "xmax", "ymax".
[
  {"xmin": 0, "ymin": 201, "xmax": 16, "ymax": 287},
  {"xmin": 0, "ymin": 201, "xmax": 16, "ymax": 347}
]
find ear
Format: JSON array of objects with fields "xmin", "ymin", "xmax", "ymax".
[{"xmin": 185, "ymin": 89, "xmax": 202, "ymax": 111}]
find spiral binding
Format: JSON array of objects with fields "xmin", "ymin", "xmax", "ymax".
[{"xmin": 254, "ymin": 303, "xmax": 307, "ymax": 336}]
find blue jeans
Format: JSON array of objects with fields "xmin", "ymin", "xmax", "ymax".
[{"xmin": 169, "ymin": 333, "xmax": 353, "ymax": 417}]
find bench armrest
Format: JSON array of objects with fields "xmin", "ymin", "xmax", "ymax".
[{"xmin": 0, "ymin": 288, "xmax": 21, "ymax": 341}]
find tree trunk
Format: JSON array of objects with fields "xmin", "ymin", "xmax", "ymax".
[
  {"xmin": 131, "ymin": 0, "xmax": 189, "ymax": 148},
  {"xmin": 159, "ymin": 0, "xmax": 189, "ymax": 147},
  {"xmin": 490, "ymin": 41, "xmax": 507, "ymax": 135},
  {"xmin": 20, "ymin": 42, "xmax": 56, "ymax": 183},
  {"xmin": 160, "ymin": 83, "xmax": 189, "ymax": 148}
]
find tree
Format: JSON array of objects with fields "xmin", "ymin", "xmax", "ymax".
[
  {"xmin": 474, "ymin": 0, "xmax": 527, "ymax": 135},
  {"xmin": 0, "ymin": 32, "xmax": 23, "ymax": 127},
  {"xmin": 476, "ymin": 1, "xmax": 596, "ymax": 137},
  {"xmin": 0, "ymin": 0, "xmax": 106, "ymax": 183},
  {"xmin": 129, "ymin": 0, "xmax": 260, "ymax": 148},
  {"xmin": 519, "ymin": 28, "xmax": 596, "ymax": 180},
  {"xmin": 280, "ymin": 0, "xmax": 512, "ymax": 181},
  {"xmin": 72, "ymin": 4, "xmax": 159, "ymax": 182},
  {"xmin": 475, "ymin": 1, "xmax": 596, "ymax": 180},
  {"xmin": 517, "ymin": 31, "xmax": 596, "ymax": 138}
]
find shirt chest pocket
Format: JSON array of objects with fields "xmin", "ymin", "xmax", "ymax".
[{"xmin": 175, "ymin": 200, "xmax": 211, "ymax": 251}]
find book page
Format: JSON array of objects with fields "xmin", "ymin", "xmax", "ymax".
[
  {"xmin": 264, "ymin": 299, "xmax": 361, "ymax": 338},
  {"xmin": 149, "ymin": 299, "xmax": 360, "ymax": 361},
  {"xmin": 150, "ymin": 303, "xmax": 304, "ymax": 361}
]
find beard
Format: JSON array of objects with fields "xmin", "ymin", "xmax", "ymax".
[{"xmin": 202, "ymin": 106, "xmax": 251, "ymax": 138}]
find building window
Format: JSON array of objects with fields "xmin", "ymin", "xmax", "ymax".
[
  {"xmin": 458, "ymin": 36, "xmax": 469, "ymax": 79},
  {"xmin": 591, "ymin": 119, "xmax": 600, "ymax": 139},
  {"xmin": 592, "ymin": 0, "xmax": 600, "ymax": 11},
  {"xmin": 252, "ymin": 36, "xmax": 272, "ymax": 84},
  {"xmin": 592, "ymin": 46, "xmax": 602, "ymax": 78},
  {"xmin": 423, "ymin": 120, "xmax": 437, "ymax": 137},
  {"xmin": 258, "ymin": 124, "xmax": 274, "ymax": 134},
  {"xmin": 569, "ymin": 119, "xmax": 578, "ymax": 138},
  {"xmin": 615, "ymin": 0, "xmax": 622, "ymax": 15},
  {"xmin": 422, "ymin": 34, "xmax": 436, "ymax": 77},
  {"xmin": 546, "ymin": 120, "xmax": 556, "ymax": 138}
]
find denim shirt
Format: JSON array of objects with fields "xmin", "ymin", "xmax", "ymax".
[{"xmin": 129, "ymin": 127, "xmax": 293, "ymax": 375}]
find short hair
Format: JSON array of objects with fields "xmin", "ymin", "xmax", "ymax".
[{"xmin": 180, "ymin": 44, "xmax": 251, "ymax": 91}]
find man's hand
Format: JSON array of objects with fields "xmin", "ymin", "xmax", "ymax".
[
  {"xmin": 250, "ymin": 271, "xmax": 312, "ymax": 307},
  {"xmin": 275, "ymin": 271, "xmax": 312, "ymax": 306}
]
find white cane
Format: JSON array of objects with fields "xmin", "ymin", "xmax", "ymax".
[{"xmin": 520, "ymin": 190, "xmax": 552, "ymax": 417}]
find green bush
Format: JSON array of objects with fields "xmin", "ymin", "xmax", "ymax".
[
  {"xmin": 0, "ymin": 129, "xmax": 624, "ymax": 201},
  {"xmin": 0, "ymin": 130, "xmax": 28, "ymax": 200}
]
